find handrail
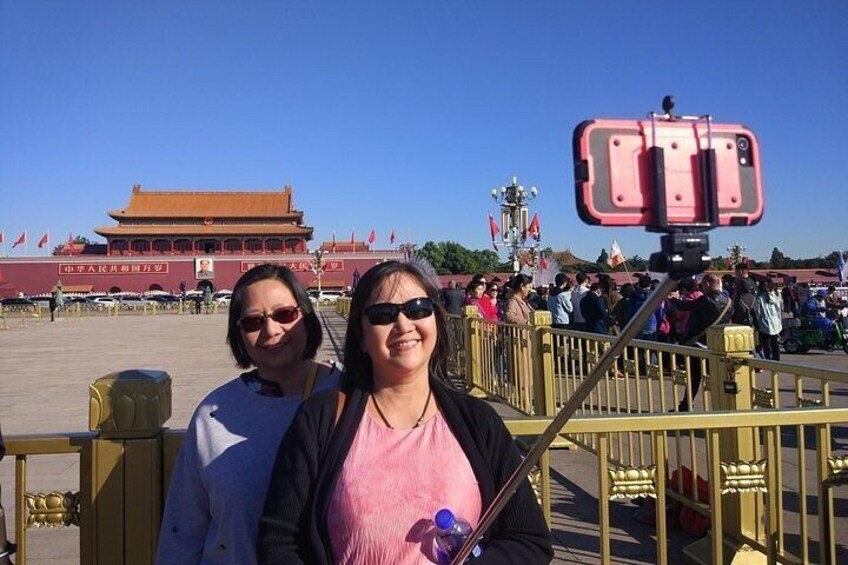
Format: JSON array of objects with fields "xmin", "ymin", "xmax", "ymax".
[{"xmin": 503, "ymin": 406, "xmax": 848, "ymax": 435}]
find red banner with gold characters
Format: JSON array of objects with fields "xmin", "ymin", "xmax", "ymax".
[
  {"xmin": 59, "ymin": 263, "xmax": 170, "ymax": 275},
  {"xmin": 240, "ymin": 260, "xmax": 344, "ymax": 273}
]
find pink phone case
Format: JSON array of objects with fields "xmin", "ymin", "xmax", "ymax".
[{"xmin": 573, "ymin": 118, "xmax": 764, "ymax": 227}]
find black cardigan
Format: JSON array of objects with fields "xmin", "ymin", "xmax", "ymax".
[{"xmin": 258, "ymin": 380, "xmax": 552, "ymax": 564}]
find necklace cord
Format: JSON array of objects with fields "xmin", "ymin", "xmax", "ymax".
[{"xmin": 372, "ymin": 387, "xmax": 433, "ymax": 430}]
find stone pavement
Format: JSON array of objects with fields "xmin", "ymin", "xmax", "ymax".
[{"xmin": 1, "ymin": 310, "xmax": 846, "ymax": 563}]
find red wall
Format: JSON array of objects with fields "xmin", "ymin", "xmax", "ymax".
[{"xmin": 0, "ymin": 252, "xmax": 403, "ymax": 296}]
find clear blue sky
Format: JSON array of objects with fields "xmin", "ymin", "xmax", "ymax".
[{"xmin": 2, "ymin": 1, "xmax": 846, "ymax": 262}]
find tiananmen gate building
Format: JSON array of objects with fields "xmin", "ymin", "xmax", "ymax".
[{"xmin": 0, "ymin": 185, "xmax": 402, "ymax": 297}]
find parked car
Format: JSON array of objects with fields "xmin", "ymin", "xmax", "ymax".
[
  {"xmin": 89, "ymin": 296, "xmax": 119, "ymax": 306},
  {"xmin": 213, "ymin": 291, "xmax": 232, "ymax": 305},
  {"xmin": 118, "ymin": 296, "xmax": 157, "ymax": 308},
  {"xmin": 1, "ymin": 297, "xmax": 36, "ymax": 307},
  {"xmin": 315, "ymin": 290, "xmax": 344, "ymax": 305},
  {"xmin": 147, "ymin": 294, "xmax": 180, "ymax": 303}
]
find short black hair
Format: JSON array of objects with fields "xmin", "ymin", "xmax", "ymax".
[
  {"xmin": 341, "ymin": 261, "xmax": 452, "ymax": 393},
  {"xmin": 554, "ymin": 272, "xmax": 568, "ymax": 287},
  {"xmin": 226, "ymin": 264, "xmax": 322, "ymax": 368}
]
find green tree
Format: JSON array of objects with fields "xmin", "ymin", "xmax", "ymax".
[
  {"xmin": 628, "ymin": 255, "xmax": 648, "ymax": 271},
  {"xmin": 769, "ymin": 247, "xmax": 787, "ymax": 269},
  {"xmin": 418, "ymin": 241, "xmax": 503, "ymax": 275}
]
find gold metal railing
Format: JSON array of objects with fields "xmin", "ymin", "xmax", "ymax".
[{"xmin": 505, "ymin": 407, "xmax": 848, "ymax": 564}]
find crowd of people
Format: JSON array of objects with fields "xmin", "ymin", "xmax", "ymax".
[{"xmin": 440, "ymin": 264, "xmax": 848, "ymax": 411}]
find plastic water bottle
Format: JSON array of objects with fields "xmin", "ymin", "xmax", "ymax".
[{"xmin": 433, "ymin": 508, "xmax": 482, "ymax": 564}]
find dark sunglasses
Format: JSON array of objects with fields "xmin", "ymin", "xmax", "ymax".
[
  {"xmin": 365, "ymin": 297, "xmax": 435, "ymax": 325},
  {"xmin": 488, "ymin": 287, "xmax": 499, "ymax": 292},
  {"xmin": 237, "ymin": 306, "xmax": 300, "ymax": 332}
]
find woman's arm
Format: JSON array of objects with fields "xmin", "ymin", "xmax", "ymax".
[
  {"xmin": 477, "ymin": 412, "xmax": 553, "ymax": 564},
  {"xmin": 257, "ymin": 406, "xmax": 322, "ymax": 565},
  {"xmin": 155, "ymin": 419, "xmax": 210, "ymax": 564}
]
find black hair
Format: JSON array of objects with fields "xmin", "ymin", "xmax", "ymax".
[
  {"xmin": 576, "ymin": 271, "xmax": 588, "ymax": 284},
  {"xmin": 341, "ymin": 261, "xmax": 452, "ymax": 393},
  {"xmin": 678, "ymin": 278, "xmax": 697, "ymax": 293},
  {"xmin": 554, "ymin": 272, "xmax": 568, "ymax": 287},
  {"xmin": 508, "ymin": 273, "xmax": 532, "ymax": 292},
  {"xmin": 226, "ymin": 264, "xmax": 322, "ymax": 368},
  {"xmin": 466, "ymin": 279, "xmax": 485, "ymax": 295}
]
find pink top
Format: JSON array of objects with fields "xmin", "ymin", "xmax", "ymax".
[{"xmin": 327, "ymin": 409, "xmax": 483, "ymax": 564}]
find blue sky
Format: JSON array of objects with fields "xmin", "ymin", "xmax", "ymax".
[{"xmin": 1, "ymin": 1, "xmax": 846, "ymax": 262}]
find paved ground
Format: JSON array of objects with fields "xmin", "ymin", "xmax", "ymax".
[{"xmin": 1, "ymin": 310, "xmax": 846, "ymax": 563}]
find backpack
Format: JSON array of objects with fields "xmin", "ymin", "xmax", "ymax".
[{"xmin": 731, "ymin": 292, "xmax": 756, "ymax": 326}]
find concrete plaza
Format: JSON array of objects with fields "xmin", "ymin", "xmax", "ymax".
[{"xmin": 1, "ymin": 311, "xmax": 846, "ymax": 563}]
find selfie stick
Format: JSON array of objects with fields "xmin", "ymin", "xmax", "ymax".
[{"xmin": 452, "ymin": 98, "xmax": 717, "ymax": 564}]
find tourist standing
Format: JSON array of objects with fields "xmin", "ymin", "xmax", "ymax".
[
  {"xmin": 669, "ymin": 274, "xmax": 732, "ymax": 411},
  {"xmin": 504, "ymin": 274, "xmax": 534, "ymax": 325},
  {"xmin": 478, "ymin": 282, "xmax": 501, "ymax": 322},
  {"xmin": 753, "ymin": 279, "xmax": 782, "ymax": 360},
  {"xmin": 441, "ymin": 280, "xmax": 465, "ymax": 315},
  {"xmin": 548, "ymin": 273, "xmax": 572, "ymax": 329},
  {"xmin": 570, "ymin": 272, "xmax": 589, "ymax": 331},
  {"xmin": 156, "ymin": 265, "xmax": 341, "ymax": 565},
  {"xmin": 580, "ymin": 283, "xmax": 608, "ymax": 335},
  {"xmin": 257, "ymin": 261, "xmax": 552, "ymax": 564}
]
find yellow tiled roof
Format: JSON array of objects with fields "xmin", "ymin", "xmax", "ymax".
[{"xmin": 108, "ymin": 185, "xmax": 300, "ymax": 219}]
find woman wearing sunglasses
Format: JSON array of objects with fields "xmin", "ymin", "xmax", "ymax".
[
  {"xmin": 258, "ymin": 261, "xmax": 551, "ymax": 564},
  {"xmin": 157, "ymin": 264, "xmax": 341, "ymax": 565}
]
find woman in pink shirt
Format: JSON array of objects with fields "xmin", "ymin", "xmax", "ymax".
[{"xmin": 259, "ymin": 261, "xmax": 551, "ymax": 564}]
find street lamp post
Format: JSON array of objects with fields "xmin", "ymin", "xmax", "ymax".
[
  {"xmin": 310, "ymin": 248, "xmax": 327, "ymax": 292},
  {"xmin": 491, "ymin": 176, "xmax": 540, "ymax": 275}
]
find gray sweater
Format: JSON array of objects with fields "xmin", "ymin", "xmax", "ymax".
[{"xmin": 156, "ymin": 365, "xmax": 340, "ymax": 565}]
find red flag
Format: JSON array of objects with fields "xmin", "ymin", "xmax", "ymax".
[
  {"xmin": 0, "ymin": 231, "xmax": 3, "ymax": 244},
  {"xmin": 331, "ymin": 232, "xmax": 337, "ymax": 253},
  {"xmin": 389, "ymin": 229, "xmax": 396, "ymax": 245},
  {"xmin": 38, "ymin": 232, "xmax": 49, "ymax": 248},
  {"xmin": 527, "ymin": 212, "xmax": 541, "ymax": 241},
  {"xmin": 540, "ymin": 254, "xmax": 549, "ymax": 270},
  {"xmin": 12, "ymin": 232, "xmax": 26, "ymax": 248},
  {"xmin": 367, "ymin": 229, "xmax": 376, "ymax": 245},
  {"xmin": 488, "ymin": 213, "xmax": 501, "ymax": 250}
]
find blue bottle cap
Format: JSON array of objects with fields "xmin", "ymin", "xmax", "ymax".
[{"xmin": 435, "ymin": 508, "xmax": 455, "ymax": 530}]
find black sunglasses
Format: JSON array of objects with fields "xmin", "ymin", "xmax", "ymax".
[
  {"xmin": 364, "ymin": 297, "xmax": 435, "ymax": 325},
  {"xmin": 237, "ymin": 306, "xmax": 300, "ymax": 332}
]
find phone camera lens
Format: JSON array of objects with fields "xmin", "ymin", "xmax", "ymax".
[{"xmin": 737, "ymin": 137, "xmax": 750, "ymax": 151}]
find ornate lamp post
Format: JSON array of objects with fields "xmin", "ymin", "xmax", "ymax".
[
  {"xmin": 491, "ymin": 177, "xmax": 540, "ymax": 274},
  {"xmin": 727, "ymin": 243, "xmax": 747, "ymax": 269},
  {"xmin": 310, "ymin": 248, "xmax": 327, "ymax": 292}
]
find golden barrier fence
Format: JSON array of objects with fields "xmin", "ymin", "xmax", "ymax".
[
  {"xmin": 4, "ymin": 373, "xmax": 845, "ymax": 564},
  {"xmin": 446, "ymin": 305, "xmax": 848, "ymax": 563},
  {"xmin": 0, "ymin": 300, "xmax": 228, "ymax": 326}
]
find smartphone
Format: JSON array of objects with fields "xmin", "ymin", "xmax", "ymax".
[{"xmin": 573, "ymin": 118, "xmax": 764, "ymax": 228}]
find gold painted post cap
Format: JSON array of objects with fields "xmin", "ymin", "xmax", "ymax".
[{"xmin": 89, "ymin": 369, "xmax": 172, "ymax": 438}]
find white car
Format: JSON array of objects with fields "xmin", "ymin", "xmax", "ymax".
[
  {"xmin": 90, "ymin": 296, "xmax": 119, "ymax": 306},
  {"xmin": 316, "ymin": 290, "xmax": 344, "ymax": 305}
]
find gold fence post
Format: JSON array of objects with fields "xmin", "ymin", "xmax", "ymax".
[
  {"xmin": 684, "ymin": 324, "xmax": 766, "ymax": 564},
  {"xmin": 530, "ymin": 310, "xmax": 555, "ymax": 417},
  {"xmin": 463, "ymin": 305, "xmax": 485, "ymax": 397},
  {"xmin": 86, "ymin": 370, "xmax": 172, "ymax": 565}
]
